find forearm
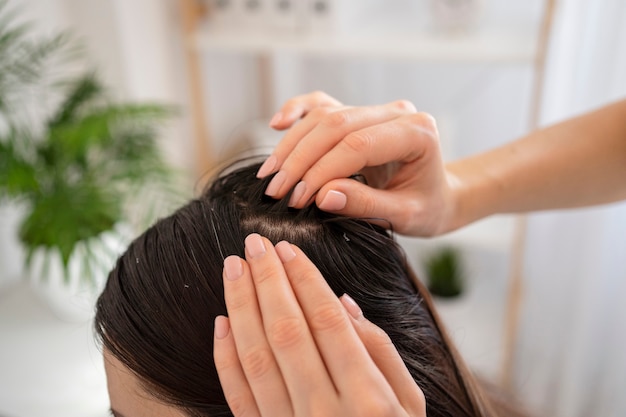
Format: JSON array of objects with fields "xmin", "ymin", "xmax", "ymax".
[{"xmin": 446, "ymin": 99, "xmax": 626, "ymax": 231}]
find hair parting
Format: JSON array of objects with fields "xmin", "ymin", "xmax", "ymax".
[{"xmin": 95, "ymin": 160, "xmax": 528, "ymax": 417}]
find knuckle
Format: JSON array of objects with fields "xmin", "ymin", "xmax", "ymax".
[
  {"xmin": 420, "ymin": 111, "xmax": 438, "ymax": 126},
  {"xmin": 414, "ymin": 387, "xmax": 427, "ymax": 411},
  {"xmin": 354, "ymin": 186, "xmax": 378, "ymax": 216},
  {"xmin": 310, "ymin": 302, "xmax": 348, "ymax": 333},
  {"xmin": 240, "ymin": 347, "xmax": 274, "ymax": 380},
  {"xmin": 224, "ymin": 393, "xmax": 246, "ymax": 417},
  {"xmin": 358, "ymin": 396, "xmax": 396, "ymax": 417},
  {"xmin": 342, "ymin": 131, "xmax": 372, "ymax": 154},
  {"xmin": 284, "ymin": 146, "xmax": 308, "ymax": 172},
  {"xmin": 268, "ymin": 316, "xmax": 306, "ymax": 349},
  {"xmin": 287, "ymin": 267, "xmax": 319, "ymax": 286},
  {"xmin": 321, "ymin": 110, "xmax": 350, "ymax": 128},
  {"xmin": 309, "ymin": 106, "xmax": 334, "ymax": 120},
  {"xmin": 405, "ymin": 113, "xmax": 439, "ymax": 138},
  {"xmin": 226, "ymin": 293, "xmax": 254, "ymax": 312},
  {"xmin": 311, "ymin": 90, "xmax": 330, "ymax": 101},
  {"xmin": 359, "ymin": 321, "xmax": 403, "ymax": 362},
  {"xmin": 310, "ymin": 406, "xmax": 338, "ymax": 417},
  {"xmin": 251, "ymin": 263, "xmax": 278, "ymax": 285},
  {"xmin": 400, "ymin": 202, "xmax": 421, "ymax": 232},
  {"xmin": 393, "ymin": 99, "xmax": 417, "ymax": 112},
  {"xmin": 213, "ymin": 351, "xmax": 236, "ymax": 373},
  {"xmin": 283, "ymin": 97, "xmax": 299, "ymax": 110},
  {"xmin": 369, "ymin": 324, "xmax": 394, "ymax": 347}
]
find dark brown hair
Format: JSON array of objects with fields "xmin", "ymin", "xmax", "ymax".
[{"xmin": 95, "ymin": 160, "xmax": 526, "ymax": 417}]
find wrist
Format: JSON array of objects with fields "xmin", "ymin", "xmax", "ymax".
[
  {"xmin": 436, "ymin": 170, "xmax": 467, "ymax": 235},
  {"xmin": 443, "ymin": 160, "xmax": 498, "ymax": 233}
]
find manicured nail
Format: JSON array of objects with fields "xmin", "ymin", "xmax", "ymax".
[
  {"xmin": 214, "ymin": 316, "xmax": 230, "ymax": 339},
  {"xmin": 269, "ymin": 112, "xmax": 282, "ymax": 127},
  {"xmin": 275, "ymin": 241, "xmax": 296, "ymax": 263},
  {"xmin": 288, "ymin": 181, "xmax": 307, "ymax": 207},
  {"xmin": 224, "ymin": 255, "xmax": 243, "ymax": 281},
  {"xmin": 340, "ymin": 294, "xmax": 363, "ymax": 319},
  {"xmin": 265, "ymin": 170, "xmax": 287, "ymax": 197},
  {"xmin": 318, "ymin": 190, "xmax": 347, "ymax": 211},
  {"xmin": 257, "ymin": 155, "xmax": 277, "ymax": 178},
  {"xmin": 245, "ymin": 233, "xmax": 266, "ymax": 258}
]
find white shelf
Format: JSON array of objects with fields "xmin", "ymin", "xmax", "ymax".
[
  {"xmin": 193, "ymin": 25, "xmax": 539, "ymax": 64},
  {"xmin": 398, "ymin": 215, "xmax": 517, "ymax": 254},
  {"xmin": 426, "ymin": 215, "xmax": 517, "ymax": 252}
]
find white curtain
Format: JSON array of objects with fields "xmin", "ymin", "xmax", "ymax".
[{"xmin": 514, "ymin": 1, "xmax": 626, "ymax": 416}]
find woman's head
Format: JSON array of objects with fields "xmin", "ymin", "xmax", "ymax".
[{"xmin": 96, "ymin": 161, "xmax": 510, "ymax": 417}]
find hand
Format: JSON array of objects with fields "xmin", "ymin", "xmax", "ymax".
[
  {"xmin": 256, "ymin": 91, "xmax": 459, "ymax": 237},
  {"xmin": 213, "ymin": 233, "xmax": 426, "ymax": 417}
]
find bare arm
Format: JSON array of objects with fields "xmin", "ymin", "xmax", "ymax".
[
  {"xmin": 262, "ymin": 92, "xmax": 626, "ymax": 237},
  {"xmin": 447, "ymin": 99, "xmax": 626, "ymax": 231}
]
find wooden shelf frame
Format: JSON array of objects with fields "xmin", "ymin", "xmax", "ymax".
[{"xmin": 178, "ymin": 0, "xmax": 558, "ymax": 392}]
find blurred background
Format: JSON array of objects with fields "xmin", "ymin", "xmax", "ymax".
[{"xmin": 0, "ymin": 1, "xmax": 624, "ymax": 416}]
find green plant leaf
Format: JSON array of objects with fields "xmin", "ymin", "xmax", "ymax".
[
  {"xmin": 0, "ymin": 1, "xmax": 180, "ymax": 281},
  {"xmin": 18, "ymin": 182, "xmax": 120, "ymax": 266},
  {"xmin": 425, "ymin": 247, "xmax": 464, "ymax": 298},
  {"xmin": 49, "ymin": 73, "xmax": 104, "ymax": 127},
  {"xmin": 0, "ymin": 139, "xmax": 39, "ymax": 198}
]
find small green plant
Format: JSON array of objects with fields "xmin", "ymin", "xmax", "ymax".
[
  {"xmin": 0, "ymin": 2, "xmax": 179, "ymax": 284},
  {"xmin": 425, "ymin": 247, "xmax": 464, "ymax": 298}
]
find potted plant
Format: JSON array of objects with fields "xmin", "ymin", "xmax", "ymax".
[
  {"xmin": 425, "ymin": 246, "xmax": 464, "ymax": 298},
  {"xmin": 0, "ymin": 3, "xmax": 180, "ymax": 318}
]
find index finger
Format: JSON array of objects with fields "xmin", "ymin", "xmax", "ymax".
[
  {"xmin": 273, "ymin": 241, "xmax": 396, "ymax": 397},
  {"xmin": 289, "ymin": 112, "xmax": 439, "ymax": 208},
  {"xmin": 263, "ymin": 101, "xmax": 418, "ymax": 201},
  {"xmin": 269, "ymin": 91, "xmax": 342, "ymax": 130},
  {"xmin": 243, "ymin": 234, "xmax": 337, "ymax": 408}
]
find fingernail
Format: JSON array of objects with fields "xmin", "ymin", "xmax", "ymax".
[
  {"xmin": 257, "ymin": 155, "xmax": 277, "ymax": 178},
  {"xmin": 275, "ymin": 241, "xmax": 296, "ymax": 263},
  {"xmin": 265, "ymin": 170, "xmax": 287, "ymax": 197},
  {"xmin": 340, "ymin": 294, "xmax": 363, "ymax": 319},
  {"xmin": 288, "ymin": 181, "xmax": 307, "ymax": 207},
  {"xmin": 245, "ymin": 233, "xmax": 266, "ymax": 258},
  {"xmin": 214, "ymin": 316, "xmax": 230, "ymax": 339},
  {"xmin": 224, "ymin": 255, "xmax": 243, "ymax": 281},
  {"xmin": 318, "ymin": 190, "xmax": 347, "ymax": 211},
  {"xmin": 269, "ymin": 112, "xmax": 282, "ymax": 127}
]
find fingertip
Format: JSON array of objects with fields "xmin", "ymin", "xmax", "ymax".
[
  {"xmin": 265, "ymin": 170, "xmax": 288, "ymax": 197},
  {"xmin": 284, "ymin": 106, "xmax": 306, "ymax": 124},
  {"xmin": 269, "ymin": 112, "xmax": 283, "ymax": 127},
  {"xmin": 224, "ymin": 255, "xmax": 244, "ymax": 281},
  {"xmin": 257, "ymin": 155, "xmax": 278, "ymax": 178},
  {"xmin": 412, "ymin": 111, "xmax": 438, "ymax": 135},
  {"xmin": 340, "ymin": 294, "xmax": 363, "ymax": 320},
  {"xmin": 214, "ymin": 315, "xmax": 230, "ymax": 340},
  {"xmin": 318, "ymin": 190, "xmax": 347, "ymax": 211},
  {"xmin": 393, "ymin": 99, "xmax": 417, "ymax": 113},
  {"xmin": 270, "ymin": 113, "xmax": 297, "ymax": 131},
  {"xmin": 245, "ymin": 233, "xmax": 267, "ymax": 259},
  {"xmin": 275, "ymin": 240, "xmax": 297, "ymax": 263},
  {"xmin": 287, "ymin": 181, "xmax": 307, "ymax": 207},
  {"xmin": 271, "ymin": 106, "xmax": 303, "ymax": 129}
]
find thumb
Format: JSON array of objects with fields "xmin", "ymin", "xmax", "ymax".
[{"xmin": 315, "ymin": 179, "xmax": 412, "ymax": 230}]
